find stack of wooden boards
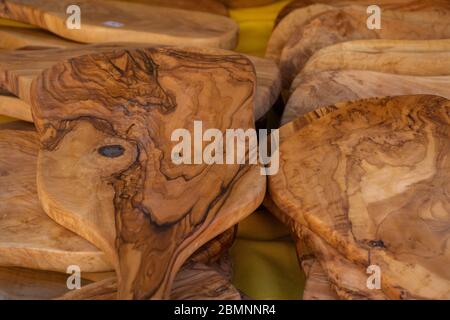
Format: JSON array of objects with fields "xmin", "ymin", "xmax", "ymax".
[
  {"xmin": 0, "ymin": 0, "xmax": 287, "ymax": 300},
  {"xmin": 264, "ymin": 0, "xmax": 450, "ymax": 300}
]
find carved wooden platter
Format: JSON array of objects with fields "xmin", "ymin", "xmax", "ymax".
[
  {"xmin": 0, "ymin": 45, "xmax": 280, "ymax": 121},
  {"xmin": 278, "ymin": 5, "xmax": 450, "ymax": 87},
  {"xmin": 282, "ymin": 71, "xmax": 450, "ymax": 125},
  {"xmin": 301, "ymin": 39, "xmax": 450, "ymax": 77},
  {"xmin": 0, "ymin": 0, "xmax": 238, "ymax": 49},
  {"xmin": 269, "ymin": 95, "xmax": 450, "ymax": 299},
  {"xmin": 29, "ymin": 46, "xmax": 266, "ymax": 299},
  {"xmin": 266, "ymin": 1, "xmax": 450, "ymax": 63},
  {"xmin": 0, "ymin": 121, "xmax": 112, "ymax": 273}
]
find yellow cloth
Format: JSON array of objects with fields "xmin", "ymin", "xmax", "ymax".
[{"xmin": 0, "ymin": 1, "xmax": 305, "ymax": 300}]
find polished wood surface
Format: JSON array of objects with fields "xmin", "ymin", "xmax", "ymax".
[
  {"xmin": 30, "ymin": 47, "xmax": 265, "ymax": 299},
  {"xmin": 0, "ymin": 44, "xmax": 280, "ymax": 120},
  {"xmin": 0, "ymin": 94, "xmax": 32, "ymax": 122},
  {"xmin": 283, "ymin": 71, "xmax": 450, "ymax": 125},
  {"xmin": 0, "ymin": 0, "xmax": 238, "ymax": 49},
  {"xmin": 0, "ymin": 121, "xmax": 112, "ymax": 273},
  {"xmin": 269, "ymin": 95, "xmax": 450, "ymax": 299}
]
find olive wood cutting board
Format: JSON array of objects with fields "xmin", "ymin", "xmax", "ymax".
[
  {"xmin": 0, "ymin": 44, "xmax": 280, "ymax": 121},
  {"xmin": 0, "ymin": 94, "xmax": 32, "ymax": 122},
  {"xmin": 269, "ymin": 95, "xmax": 450, "ymax": 299},
  {"xmin": 300, "ymin": 39, "xmax": 450, "ymax": 77},
  {"xmin": 266, "ymin": 1, "xmax": 450, "ymax": 63},
  {"xmin": 282, "ymin": 71, "xmax": 450, "ymax": 125},
  {"xmin": 0, "ymin": 262, "xmax": 239, "ymax": 300},
  {"xmin": 0, "ymin": 0, "xmax": 238, "ymax": 49},
  {"xmin": 0, "ymin": 121, "xmax": 112, "ymax": 273},
  {"xmin": 278, "ymin": 5, "xmax": 450, "ymax": 87},
  {"xmin": 29, "ymin": 47, "xmax": 266, "ymax": 299}
]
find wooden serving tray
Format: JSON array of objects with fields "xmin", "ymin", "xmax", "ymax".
[{"xmin": 0, "ymin": 0, "xmax": 238, "ymax": 49}]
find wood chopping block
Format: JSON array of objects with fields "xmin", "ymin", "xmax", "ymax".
[
  {"xmin": 282, "ymin": 71, "xmax": 450, "ymax": 125},
  {"xmin": 300, "ymin": 39, "xmax": 450, "ymax": 77},
  {"xmin": 278, "ymin": 5, "xmax": 450, "ymax": 87},
  {"xmin": 0, "ymin": 44, "xmax": 281, "ymax": 121},
  {"xmin": 0, "ymin": 121, "xmax": 112, "ymax": 273},
  {"xmin": 266, "ymin": 0, "xmax": 450, "ymax": 63},
  {"xmin": 29, "ymin": 47, "xmax": 265, "ymax": 299},
  {"xmin": 0, "ymin": 0, "xmax": 238, "ymax": 49},
  {"xmin": 269, "ymin": 95, "xmax": 450, "ymax": 299}
]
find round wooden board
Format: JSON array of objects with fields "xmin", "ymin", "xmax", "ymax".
[
  {"xmin": 278, "ymin": 5, "xmax": 450, "ymax": 87},
  {"xmin": 0, "ymin": 0, "xmax": 238, "ymax": 49},
  {"xmin": 269, "ymin": 95, "xmax": 450, "ymax": 299},
  {"xmin": 282, "ymin": 71, "xmax": 450, "ymax": 125},
  {"xmin": 0, "ymin": 121, "xmax": 112, "ymax": 273}
]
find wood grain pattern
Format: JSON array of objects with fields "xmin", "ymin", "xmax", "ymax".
[
  {"xmin": 301, "ymin": 39, "xmax": 450, "ymax": 77},
  {"xmin": 30, "ymin": 47, "xmax": 266, "ymax": 299},
  {"xmin": 0, "ymin": 0, "xmax": 238, "ymax": 49},
  {"xmin": 128, "ymin": 0, "xmax": 228, "ymax": 16},
  {"xmin": 269, "ymin": 95, "xmax": 450, "ymax": 299},
  {"xmin": 301, "ymin": 259, "xmax": 338, "ymax": 300},
  {"xmin": 283, "ymin": 71, "xmax": 450, "ymax": 125},
  {"xmin": 0, "ymin": 94, "xmax": 32, "ymax": 121},
  {"xmin": 0, "ymin": 26, "xmax": 78, "ymax": 49},
  {"xmin": 274, "ymin": 0, "xmax": 450, "ymax": 27},
  {"xmin": 266, "ymin": 1, "xmax": 450, "ymax": 63},
  {"xmin": 279, "ymin": 5, "xmax": 450, "ymax": 87},
  {"xmin": 0, "ymin": 121, "xmax": 112, "ymax": 273},
  {"xmin": 218, "ymin": 0, "xmax": 277, "ymax": 8},
  {"xmin": 0, "ymin": 45, "xmax": 280, "ymax": 121}
]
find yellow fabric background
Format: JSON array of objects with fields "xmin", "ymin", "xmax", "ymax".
[{"xmin": 0, "ymin": 0, "xmax": 305, "ymax": 299}]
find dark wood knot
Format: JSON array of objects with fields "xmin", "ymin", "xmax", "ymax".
[{"xmin": 98, "ymin": 145, "xmax": 125, "ymax": 158}]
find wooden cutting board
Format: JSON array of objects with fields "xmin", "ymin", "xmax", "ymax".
[
  {"xmin": 279, "ymin": 5, "xmax": 450, "ymax": 87},
  {"xmin": 301, "ymin": 39, "xmax": 450, "ymax": 77},
  {"xmin": 0, "ymin": 0, "xmax": 238, "ymax": 49},
  {"xmin": 274, "ymin": 0, "xmax": 450, "ymax": 27},
  {"xmin": 301, "ymin": 259, "xmax": 338, "ymax": 300},
  {"xmin": 0, "ymin": 44, "xmax": 280, "ymax": 121},
  {"xmin": 282, "ymin": 71, "xmax": 450, "ymax": 125},
  {"xmin": 0, "ymin": 121, "xmax": 112, "ymax": 273},
  {"xmin": 0, "ymin": 262, "xmax": 239, "ymax": 300},
  {"xmin": 269, "ymin": 95, "xmax": 450, "ymax": 299},
  {"xmin": 266, "ymin": 1, "xmax": 450, "ymax": 63},
  {"xmin": 0, "ymin": 94, "xmax": 32, "ymax": 122},
  {"xmin": 30, "ymin": 47, "xmax": 266, "ymax": 299}
]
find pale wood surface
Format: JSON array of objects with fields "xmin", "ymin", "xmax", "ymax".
[
  {"xmin": 269, "ymin": 95, "xmax": 450, "ymax": 299},
  {"xmin": 279, "ymin": 5, "xmax": 450, "ymax": 87},
  {"xmin": 30, "ymin": 47, "xmax": 265, "ymax": 299},
  {"xmin": 283, "ymin": 71, "xmax": 450, "ymax": 125},
  {"xmin": 266, "ymin": 1, "xmax": 450, "ymax": 63},
  {"xmin": 301, "ymin": 39, "xmax": 450, "ymax": 77},
  {"xmin": 302, "ymin": 259, "xmax": 338, "ymax": 300},
  {"xmin": 0, "ymin": 0, "xmax": 238, "ymax": 49},
  {"xmin": 0, "ymin": 121, "xmax": 112, "ymax": 273},
  {"xmin": 0, "ymin": 44, "xmax": 280, "ymax": 120},
  {"xmin": 0, "ymin": 94, "xmax": 32, "ymax": 122}
]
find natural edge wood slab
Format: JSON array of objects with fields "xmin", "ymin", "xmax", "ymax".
[
  {"xmin": 0, "ymin": 0, "xmax": 238, "ymax": 49},
  {"xmin": 31, "ymin": 47, "xmax": 266, "ymax": 299},
  {"xmin": 282, "ymin": 71, "xmax": 450, "ymax": 125},
  {"xmin": 0, "ymin": 121, "xmax": 112, "ymax": 273},
  {"xmin": 0, "ymin": 44, "xmax": 281, "ymax": 121},
  {"xmin": 269, "ymin": 95, "xmax": 450, "ymax": 299}
]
